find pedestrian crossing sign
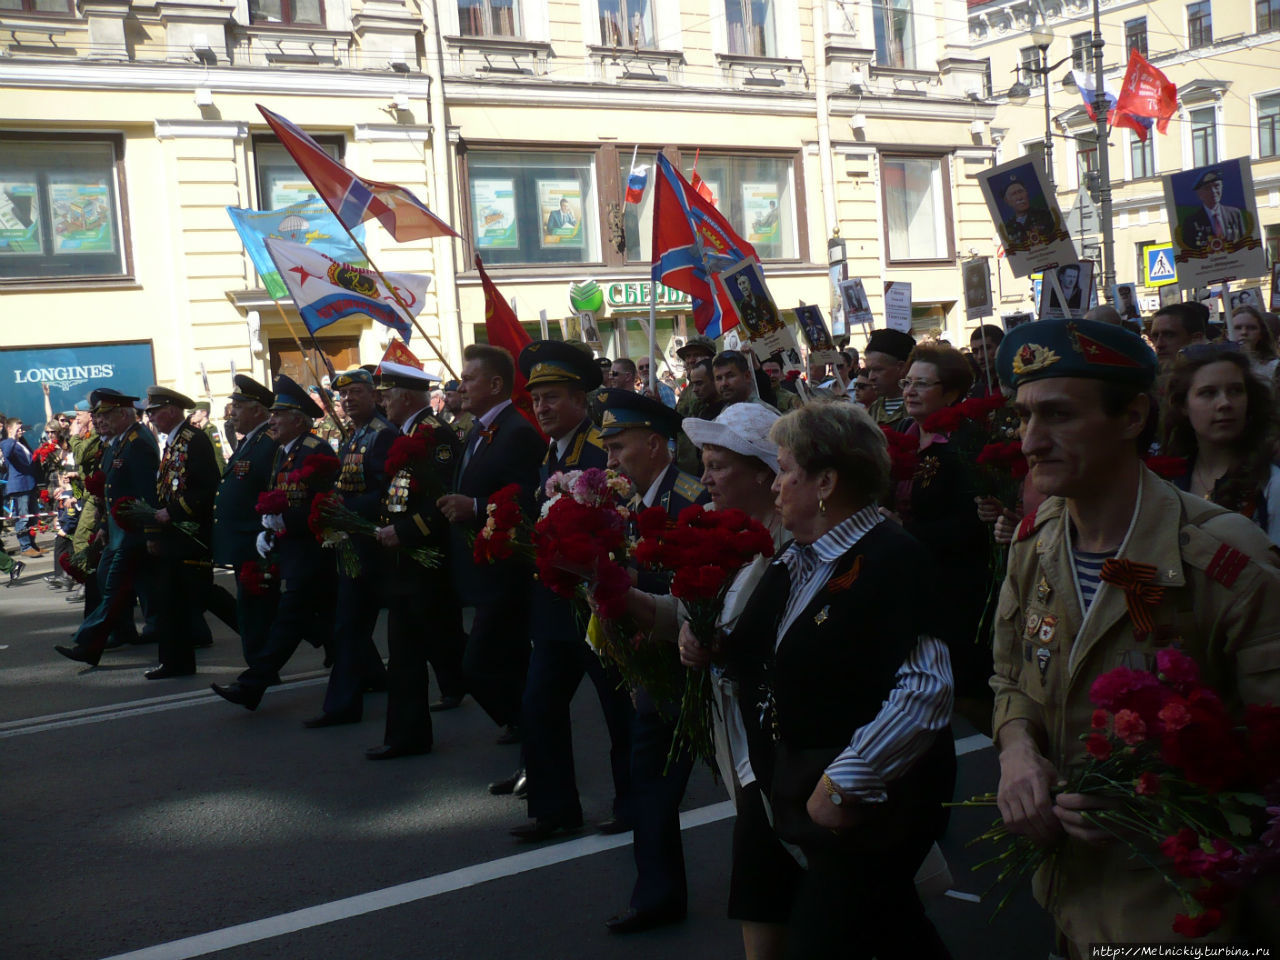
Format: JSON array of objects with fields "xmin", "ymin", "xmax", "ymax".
[{"xmin": 1143, "ymin": 243, "xmax": 1178, "ymax": 287}]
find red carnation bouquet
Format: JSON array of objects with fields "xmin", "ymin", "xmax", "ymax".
[
  {"xmin": 255, "ymin": 490, "xmax": 289, "ymax": 515},
  {"xmin": 84, "ymin": 470, "xmax": 106, "ymax": 499},
  {"xmin": 32, "ymin": 440, "xmax": 60, "ymax": 465},
  {"xmin": 110, "ymin": 496, "xmax": 203, "ymax": 546},
  {"xmin": 633, "ymin": 504, "xmax": 775, "ymax": 767},
  {"xmin": 959, "ymin": 648, "xmax": 1280, "ymax": 937},
  {"xmin": 385, "ymin": 435, "xmax": 448, "ymax": 499},
  {"xmin": 473, "ymin": 483, "xmax": 533, "ymax": 565},
  {"xmin": 307, "ymin": 490, "xmax": 440, "ymax": 577},
  {"xmin": 239, "ymin": 558, "xmax": 280, "ymax": 596},
  {"xmin": 287, "ymin": 451, "xmax": 340, "ymax": 486},
  {"xmin": 59, "ymin": 551, "xmax": 90, "ymax": 584}
]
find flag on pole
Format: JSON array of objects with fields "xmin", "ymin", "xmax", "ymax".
[
  {"xmin": 625, "ymin": 165, "xmax": 649, "ymax": 205},
  {"xmin": 227, "ymin": 200, "xmax": 366, "ymax": 299},
  {"xmin": 375, "ymin": 340, "xmax": 441, "ymax": 384},
  {"xmin": 650, "ymin": 153, "xmax": 759, "ymax": 338},
  {"xmin": 1113, "ymin": 48, "xmax": 1178, "ymax": 136},
  {"xmin": 257, "ymin": 105, "xmax": 461, "ymax": 243},
  {"xmin": 1070, "ymin": 69, "xmax": 1153, "ymax": 142},
  {"xmin": 689, "ymin": 170, "xmax": 715, "ymax": 205},
  {"xmin": 264, "ymin": 237, "xmax": 427, "ymax": 342},
  {"xmin": 475, "ymin": 256, "xmax": 540, "ymax": 434}
]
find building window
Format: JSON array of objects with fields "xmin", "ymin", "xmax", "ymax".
[
  {"xmin": 467, "ymin": 150, "xmax": 599, "ymax": 265},
  {"xmin": 0, "ymin": 136, "xmax": 128, "ymax": 281},
  {"xmin": 874, "ymin": 0, "xmax": 915, "ymax": 69},
  {"xmin": 1190, "ymin": 106, "xmax": 1217, "ymax": 166},
  {"xmin": 249, "ymin": 0, "xmax": 324, "ymax": 25},
  {"xmin": 1260, "ymin": 94, "xmax": 1280, "ymax": 158},
  {"xmin": 254, "ymin": 136, "xmax": 343, "ymax": 209},
  {"xmin": 1259, "ymin": 0, "xmax": 1280, "ymax": 32},
  {"xmin": 0, "ymin": 0, "xmax": 74, "ymax": 11},
  {"xmin": 458, "ymin": 0, "xmax": 521, "ymax": 37},
  {"xmin": 678, "ymin": 154, "xmax": 797, "ymax": 259},
  {"xmin": 1266, "ymin": 223, "xmax": 1280, "ymax": 264},
  {"xmin": 1130, "ymin": 131, "xmax": 1155, "ymax": 179},
  {"xmin": 1076, "ymin": 133, "xmax": 1098, "ymax": 183},
  {"xmin": 1125, "ymin": 17, "xmax": 1147, "ymax": 56},
  {"xmin": 981, "ymin": 58, "xmax": 993, "ymax": 98},
  {"xmin": 1019, "ymin": 46, "xmax": 1044, "ymax": 89},
  {"xmin": 1187, "ymin": 1, "xmax": 1212, "ymax": 49},
  {"xmin": 598, "ymin": 0, "xmax": 654, "ymax": 48},
  {"xmin": 881, "ymin": 156, "xmax": 951, "ymax": 263},
  {"xmin": 1071, "ymin": 32, "xmax": 1092, "ymax": 72},
  {"xmin": 724, "ymin": 0, "xmax": 776, "ymax": 57}
]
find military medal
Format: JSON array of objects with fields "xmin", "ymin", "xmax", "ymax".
[
  {"xmin": 813, "ymin": 605, "xmax": 829, "ymax": 626},
  {"xmin": 1037, "ymin": 615, "xmax": 1057, "ymax": 644},
  {"xmin": 1036, "ymin": 646, "xmax": 1051, "ymax": 686},
  {"xmin": 1036, "ymin": 576, "xmax": 1051, "ymax": 603},
  {"xmin": 1023, "ymin": 612, "xmax": 1042, "ymax": 639}
]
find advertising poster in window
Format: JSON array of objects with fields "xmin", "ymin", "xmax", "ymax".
[
  {"xmin": 978, "ymin": 155, "xmax": 1076, "ymax": 278},
  {"xmin": 883, "ymin": 280, "xmax": 913, "ymax": 333},
  {"xmin": 538, "ymin": 180, "xmax": 584, "ymax": 249},
  {"xmin": 717, "ymin": 259, "xmax": 793, "ymax": 361},
  {"xmin": 963, "ymin": 258, "xmax": 993, "ymax": 322},
  {"xmin": 49, "ymin": 178, "xmax": 115, "ymax": 254},
  {"xmin": 742, "ymin": 181, "xmax": 781, "ymax": 253},
  {"xmin": 472, "ymin": 179, "xmax": 519, "ymax": 249},
  {"xmin": 0, "ymin": 181, "xmax": 41, "ymax": 254},
  {"xmin": 0, "ymin": 342, "xmax": 155, "ymax": 436},
  {"xmin": 792, "ymin": 305, "xmax": 838, "ymax": 366},
  {"xmin": 1163, "ymin": 157, "xmax": 1265, "ymax": 288}
]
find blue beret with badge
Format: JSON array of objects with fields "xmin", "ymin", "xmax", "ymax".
[
  {"xmin": 996, "ymin": 317, "xmax": 1157, "ymax": 390},
  {"xmin": 599, "ymin": 388, "xmax": 683, "ymax": 439},
  {"xmin": 332, "ymin": 367, "xmax": 374, "ymax": 390},
  {"xmin": 519, "ymin": 340, "xmax": 603, "ymax": 391},
  {"xmin": 271, "ymin": 374, "xmax": 324, "ymax": 418}
]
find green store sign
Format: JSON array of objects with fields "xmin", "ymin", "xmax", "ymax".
[{"xmin": 605, "ymin": 280, "xmax": 691, "ymax": 312}]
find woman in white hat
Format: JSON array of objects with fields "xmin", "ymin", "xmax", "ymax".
[{"xmin": 624, "ymin": 402, "xmax": 798, "ymax": 960}]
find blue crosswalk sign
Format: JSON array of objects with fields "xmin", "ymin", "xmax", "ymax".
[{"xmin": 1144, "ymin": 243, "xmax": 1178, "ymax": 287}]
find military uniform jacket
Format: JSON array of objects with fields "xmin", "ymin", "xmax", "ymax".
[
  {"xmin": 380, "ymin": 410, "xmax": 460, "ymax": 594},
  {"xmin": 992, "ymin": 467, "xmax": 1280, "ymax": 945},
  {"xmin": 70, "ymin": 432, "xmax": 104, "ymax": 554},
  {"xmin": 1002, "ymin": 209, "xmax": 1057, "ymax": 248},
  {"xmin": 865, "ymin": 395, "xmax": 909, "ymax": 432},
  {"xmin": 103, "ymin": 422, "xmax": 160, "ymax": 551},
  {"xmin": 268, "ymin": 434, "xmax": 335, "ymax": 581},
  {"xmin": 335, "ymin": 413, "xmax": 397, "ymax": 573},
  {"xmin": 202, "ymin": 422, "xmax": 227, "ymax": 472},
  {"xmin": 212, "ymin": 422, "xmax": 279, "ymax": 567},
  {"xmin": 147, "ymin": 421, "xmax": 218, "ymax": 560}
]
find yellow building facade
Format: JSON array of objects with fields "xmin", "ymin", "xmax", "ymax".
[
  {"xmin": 967, "ymin": 0, "xmax": 1280, "ymax": 318},
  {"xmin": 0, "ymin": 0, "xmax": 1001, "ymax": 422}
]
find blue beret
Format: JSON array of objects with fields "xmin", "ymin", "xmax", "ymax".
[
  {"xmin": 599, "ymin": 388, "xmax": 682, "ymax": 439},
  {"xmin": 332, "ymin": 367, "xmax": 374, "ymax": 390},
  {"xmin": 519, "ymin": 340, "xmax": 603, "ymax": 391},
  {"xmin": 74, "ymin": 400, "xmax": 90, "ymax": 412},
  {"xmin": 997, "ymin": 318, "xmax": 1157, "ymax": 391}
]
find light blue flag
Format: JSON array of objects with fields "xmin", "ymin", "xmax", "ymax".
[{"xmin": 226, "ymin": 200, "xmax": 366, "ymax": 299}]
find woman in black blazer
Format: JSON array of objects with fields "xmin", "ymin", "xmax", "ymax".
[{"xmin": 726, "ymin": 401, "xmax": 956, "ymax": 960}]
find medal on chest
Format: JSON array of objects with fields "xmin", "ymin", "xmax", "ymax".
[{"xmin": 386, "ymin": 469, "xmax": 411, "ymax": 513}]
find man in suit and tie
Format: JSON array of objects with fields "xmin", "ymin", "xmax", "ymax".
[
  {"xmin": 55, "ymin": 389, "xmax": 159, "ymax": 669},
  {"xmin": 437, "ymin": 344, "xmax": 545, "ymax": 743},
  {"xmin": 502, "ymin": 341, "xmax": 636, "ymax": 841},
  {"xmin": 211, "ymin": 375, "xmax": 279, "ymax": 669},
  {"xmin": 138, "ymin": 386, "xmax": 220, "ymax": 678},
  {"xmin": 598, "ymin": 389, "xmax": 710, "ymax": 935},
  {"xmin": 211, "ymin": 376, "xmax": 338, "ymax": 712},
  {"xmin": 1180, "ymin": 168, "xmax": 1249, "ymax": 251}
]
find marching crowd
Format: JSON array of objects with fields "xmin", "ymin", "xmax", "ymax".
[{"xmin": 4, "ymin": 294, "xmax": 1280, "ymax": 958}]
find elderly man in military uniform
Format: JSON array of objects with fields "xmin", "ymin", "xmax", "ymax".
[
  {"xmin": 55, "ymin": 389, "xmax": 160, "ymax": 669},
  {"xmin": 438, "ymin": 379, "xmax": 474, "ymax": 442},
  {"xmin": 211, "ymin": 376, "xmax": 337, "ymax": 712},
  {"xmin": 137, "ymin": 386, "xmax": 220, "ymax": 678},
  {"xmin": 212, "ymin": 375, "xmax": 280, "ymax": 669},
  {"xmin": 364, "ymin": 359, "xmax": 462, "ymax": 759},
  {"xmin": 1000, "ymin": 174, "xmax": 1057, "ymax": 249},
  {"xmin": 305, "ymin": 367, "xmax": 397, "ymax": 730},
  {"xmin": 991, "ymin": 318, "xmax": 1280, "ymax": 953},
  {"xmin": 598, "ymin": 389, "xmax": 710, "ymax": 935},
  {"xmin": 502, "ymin": 341, "xmax": 635, "ymax": 842}
]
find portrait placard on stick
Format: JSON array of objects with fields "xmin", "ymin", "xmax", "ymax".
[
  {"xmin": 883, "ymin": 281, "xmax": 913, "ymax": 333},
  {"xmin": 1163, "ymin": 158, "xmax": 1265, "ymax": 288},
  {"xmin": 717, "ymin": 259, "xmax": 794, "ymax": 361},
  {"xmin": 793, "ymin": 305, "xmax": 839, "ymax": 365},
  {"xmin": 837, "ymin": 278, "xmax": 873, "ymax": 326},
  {"xmin": 963, "ymin": 258, "xmax": 993, "ymax": 322},
  {"xmin": 978, "ymin": 155, "xmax": 1077, "ymax": 279}
]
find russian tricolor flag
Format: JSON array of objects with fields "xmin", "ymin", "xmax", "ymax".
[
  {"xmin": 625, "ymin": 165, "xmax": 649, "ymax": 205},
  {"xmin": 1070, "ymin": 70, "xmax": 1154, "ymax": 141}
]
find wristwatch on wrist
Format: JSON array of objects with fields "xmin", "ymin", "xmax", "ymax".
[{"xmin": 821, "ymin": 773, "xmax": 844, "ymax": 806}]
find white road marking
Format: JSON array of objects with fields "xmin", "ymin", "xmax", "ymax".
[
  {"xmin": 954, "ymin": 733, "xmax": 993, "ymax": 756},
  {"xmin": 98, "ymin": 800, "xmax": 738, "ymax": 960},
  {"xmin": 0, "ymin": 672, "xmax": 329, "ymax": 739}
]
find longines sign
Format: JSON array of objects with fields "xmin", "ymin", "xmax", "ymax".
[
  {"xmin": 0, "ymin": 343, "xmax": 155, "ymax": 432},
  {"xmin": 13, "ymin": 363, "xmax": 116, "ymax": 392},
  {"xmin": 605, "ymin": 280, "xmax": 691, "ymax": 312}
]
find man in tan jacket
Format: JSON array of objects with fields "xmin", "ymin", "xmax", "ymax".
[{"xmin": 991, "ymin": 318, "xmax": 1280, "ymax": 954}]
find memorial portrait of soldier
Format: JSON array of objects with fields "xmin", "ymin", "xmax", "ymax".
[{"xmin": 722, "ymin": 262, "xmax": 783, "ymax": 339}]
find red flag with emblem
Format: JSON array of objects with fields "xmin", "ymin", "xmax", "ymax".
[
  {"xmin": 1113, "ymin": 49, "xmax": 1177, "ymax": 136},
  {"xmin": 377, "ymin": 340, "xmax": 422, "ymax": 371},
  {"xmin": 475, "ymin": 256, "xmax": 541, "ymax": 434}
]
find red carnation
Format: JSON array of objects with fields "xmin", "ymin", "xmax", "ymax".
[
  {"xmin": 299, "ymin": 453, "xmax": 340, "ymax": 483},
  {"xmin": 59, "ymin": 552, "xmax": 88, "ymax": 584},
  {"xmin": 386, "ymin": 435, "xmax": 429, "ymax": 477},
  {"xmin": 1144, "ymin": 455, "xmax": 1190, "ymax": 480},
  {"xmin": 1114, "ymin": 708, "xmax": 1148, "ymax": 745},
  {"xmin": 1091, "ymin": 709, "xmax": 1110, "ymax": 730},
  {"xmin": 1156, "ymin": 647, "xmax": 1201, "ymax": 693},
  {"xmin": 1135, "ymin": 771, "xmax": 1160, "ymax": 796},
  {"xmin": 636, "ymin": 506, "xmax": 671, "ymax": 538},
  {"xmin": 1085, "ymin": 733, "xmax": 1112, "ymax": 761},
  {"xmin": 956, "ymin": 393, "xmax": 1009, "ymax": 421},
  {"xmin": 920, "ymin": 405, "xmax": 965, "ymax": 435},
  {"xmin": 1158, "ymin": 699, "xmax": 1192, "ymax": 732},
  {"xmin": 880, "ymin": 427, "xmax": 919, "ymax": 482},
  {"xmin": 38, "ymin": 489, "xmax": 52, "ymax": 506},
  {"xmin": 32, "ymin": 440, "xmax": 59, "ymax": 464},
  {"xmin": 255, "ymin": 490, "xmax": 289, "ymax": 515},
  {"xmin": 110, "ymin": 496, "xmax": 138, "ymax": 530},
  {"xmin": 85, "ymin": 470, "xmax": 105, "ymax": 498}
]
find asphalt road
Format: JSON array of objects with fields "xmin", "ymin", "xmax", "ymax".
[{"xmin": 1, "ymin": 540, "xmax": 1054, "ymax": 960}]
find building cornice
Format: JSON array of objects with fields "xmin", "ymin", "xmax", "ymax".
[{"xmin": 154, "ymin": 118, "xmax": 248, "ymax": 138}]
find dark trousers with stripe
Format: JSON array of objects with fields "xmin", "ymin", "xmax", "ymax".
[
  {"xmin": 72, "ymin": 545, "xmax": 145, "ymax": 655},
  {"xmin": 628, "ymin": 698, "xmax": 694, "ymax": 913},
  {"xmin": 320, "ymin": 573, "xmax": 387, "ymax": 719}
]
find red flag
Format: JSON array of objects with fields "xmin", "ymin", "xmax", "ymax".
[
  {"xmin": 475, "ymin": 257, "xmax": 541, "ymax": 434},
  {"xmin": 1113, "ymin": 49, "xmax": 1177, "ymax": 135},
  {"xmin": 258, "ymin": 105, "xmax": 460, "ymax": 243},
  {"xmin": 690, "ymin": 169, "xmax": 715, "ymax": 205}
]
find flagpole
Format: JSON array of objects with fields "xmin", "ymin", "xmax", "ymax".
[
  {"xmin": 271, "ymin": 300, "xmax": 351, "ymax": 445},
  {"xmin": 628, "ymin": 144, "xmax": 639, "ymax": 180},
  {"xmin": 1092, "ymin": 0, "xmax": 1116, "ymax": 301},
  {"xmin": 342, "ymin": 231, "xmax": 459, "ymax": 381}
]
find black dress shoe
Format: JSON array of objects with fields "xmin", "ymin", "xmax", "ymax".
[
  {"xmin": 210, "ymin": 682, "xmax": 262, "ymax": 711},
  {"xmin": 145, "ymin": 664, "xmax": 195, "ymax": 680},
  {"xmin": 488, "ymin": 769, "xmax": 527, "ymax": 796},
  {"xmin": 604, "ymin": 904, "xmax": 686, "ymax": 935},
  {"xmin": 366, "ymin": 743, "xmax": 431, "ymax": 761},
  {"xmin": 54, "ymin": 644, "xmax": 99, "ymax": 667},
  {"xmin": 596, "ymin": 816, "xmax": 634, "ymax": 836},
  {"xmin": 495, "ymin": 724, "xmax": 523, "ymax": 745},
  {"xmin": 510, "ymin": 818, "xmax": 583, "ymax": 843},
  {"xmin": 429, "ymin": 694, "xmax": 463, "ymax": 712},
  {"xmin": 302, "ymin": 711, "xmax": 361, "ymax": 729}
]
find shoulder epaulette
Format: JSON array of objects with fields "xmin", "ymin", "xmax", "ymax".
[
  {"xmin": 301, "ymin": 435, "xmax": 324, "ymax": 449},
  {"xmin": 673, "ymin": 471, "xmax": 706, "ymax": 502},
  {"xmin": 585, "ymin": 425, "xmax": 605, "ymax": 450},
  {"xmin": 1205, "ymin": 543, "xmax": 1250, "ymax": 588}
]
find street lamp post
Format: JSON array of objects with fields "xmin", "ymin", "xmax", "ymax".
[
  {"xmin": 1007, "ymin": 22, "xmax": 1071, "ymax": 189},
  {"xmin": 1093, "ymin": 0, "xmax": 1116, "ymax": 300}
]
